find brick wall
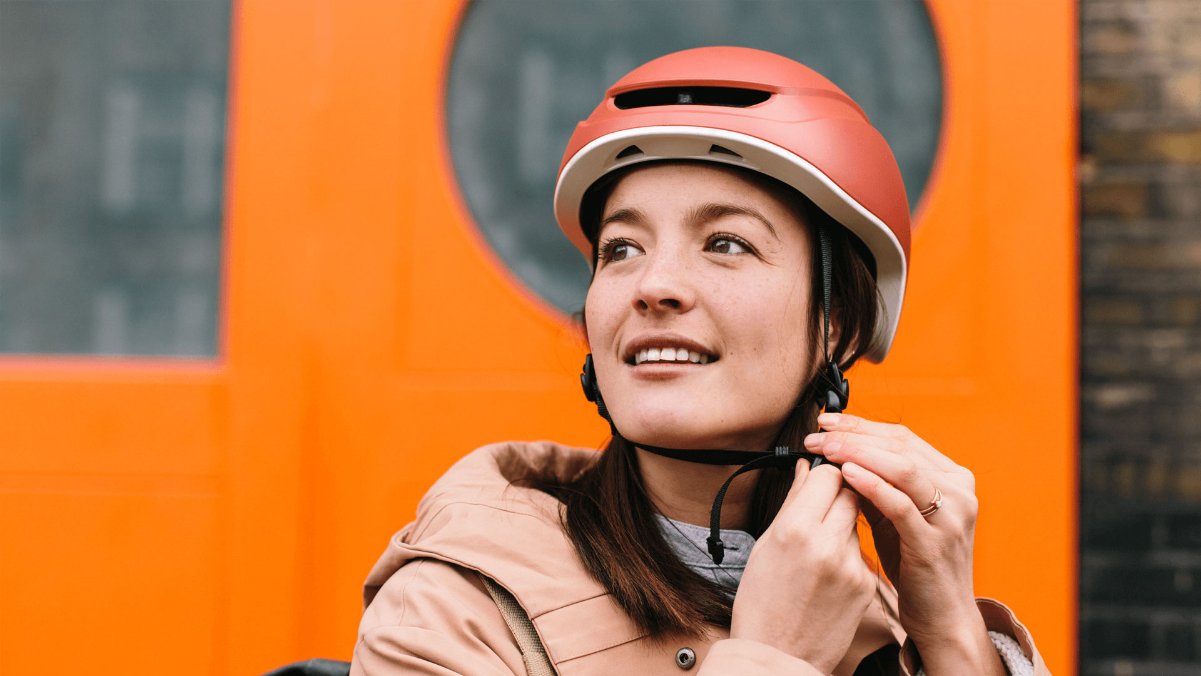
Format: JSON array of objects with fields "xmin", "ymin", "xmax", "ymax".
[{"xmin": 1080, "ymin": 1, "xmax": 1201, "ymax": 674}]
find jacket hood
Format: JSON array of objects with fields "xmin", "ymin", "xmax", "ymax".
[{"xmin": 363, "ymin": 442, "xmax": 604, "ymax": 619}]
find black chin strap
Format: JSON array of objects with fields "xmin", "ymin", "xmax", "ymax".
[{"xmin": 626, "ymin": 439, "xmax": 832, "ymax": 564}]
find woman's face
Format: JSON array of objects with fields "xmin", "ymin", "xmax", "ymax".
[{"xmin": 585, "ymin": 162, "xmax": 816, "ymax": 451}]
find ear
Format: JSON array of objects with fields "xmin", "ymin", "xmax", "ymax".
[{"xmin": 824, "ymin": 304, "xmax": 843, "ymax": 361}]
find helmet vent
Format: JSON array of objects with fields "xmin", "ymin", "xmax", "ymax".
[
  {"xmin": 615, "ymin": 145, "xmax": 644, "ymax": 159},
  {"xmin": 613, "ymin": 86, "xmax": 771, "ymax": 110},
  {"xmin": 708, "ymin": 144, "xmax": 742, "ymax": 159}
]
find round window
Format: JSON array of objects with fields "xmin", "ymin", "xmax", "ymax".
[{"xmin": 447, "ymin": 0, "xmax": 942, "ymax": 315}]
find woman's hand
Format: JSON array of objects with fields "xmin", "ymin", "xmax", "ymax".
[
  {"xmin": 803, "ymin": 413, "xmax": 1005, "ymax": 675},
  {"xmin": 730, "ymin": 463, "xmax": 875, "ymax": 673}
]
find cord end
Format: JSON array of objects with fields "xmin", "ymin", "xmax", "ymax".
[{"xmin": 706, "ymin": 536, "xmax": 725, "ymax": 565}]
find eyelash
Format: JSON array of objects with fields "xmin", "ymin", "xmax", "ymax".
[
  {"xmin": 706, "ymin": 232, "xmax": 756, "ymax": 255},
  {"xmin": 597, "ymin": 236, "xmax": 637, "ymax": 264},
  {"xmin": 595, "ymin": 232, "xmax": 756, "ymax": 263}
]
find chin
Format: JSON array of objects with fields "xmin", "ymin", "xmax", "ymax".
[{"xmin": 609, "ymin": 405, "xmax": 766, "ymax": 451}]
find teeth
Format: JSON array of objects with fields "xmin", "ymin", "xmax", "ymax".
[{"xmin": 633, "ymin": 347, "xmax": 714, "ymax": 365}]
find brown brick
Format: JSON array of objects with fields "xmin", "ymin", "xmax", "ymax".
[
  {"xmin": 1093, "ymin": 129, "xmax": 1201, "ymax": 163},
  {"xmin": 1169, "ymin": 297, "xmax": 1201, "ymax": 324},
  {"xmin": 1086, "ymin": 297, "xmax": 1147, "ymax": 325},
  {"xmin": 1175, "ymin": 464, "xmax": 1201, "ymax": 501},
  {"xmin": 1156, "ymin": 181, "xmax": 1201, "ymax": 217},
  {"xmin": 1179, "ymin": 352, "xmax": 1201, "ymax": 379},
  {"xmin": 1146, "ymin": 460, "xmax": 1172, "ymax": 495},
  {"xmin": 1090, "ymin": 131, "xmax": 1145, "ymax": 161},
  {"xmin": 1100, "ymin": 242, "xmax": 1201, "ymax": 269},
  {"xmin": 1082, "ymin": 180, "xmax": 1151, "ymax": 218},
  {"xmin": 1090, "ymin": 382, "xmax": 1157, "ymax": 409},
  {"xmin": 1155, "ymin": 129, "xmax": 1201, "ymax": 162},
  {"xmin": 1083, "ymin": 78, "xmax": 1146, "ymax": 110},
  {"xmin": 1171, "ymin": 22, "xmax": 1201, "ymax": 59},
  {"xmin": 1162, "ymin": 72, "xmax": 1201, "ymax": 111},
  {"xmin": 1084, "ymin": 21, "xmax": 1141, "ymax": 56}
]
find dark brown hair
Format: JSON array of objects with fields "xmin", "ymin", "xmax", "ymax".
[{"xmin": 531, "ymin": 163, "xmax": 881, "ymax": 637}]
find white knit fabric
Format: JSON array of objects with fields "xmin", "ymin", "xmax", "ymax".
[{"xmin": 987, "ymin": 630, "xmax": 1034, "ymax": 676}]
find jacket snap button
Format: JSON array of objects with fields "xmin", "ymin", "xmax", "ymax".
[{"xmin": 675, "ymin": 647, "xmax": 696, "ymax": 670}]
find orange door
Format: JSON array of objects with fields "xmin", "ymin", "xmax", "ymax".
[{"xmin": 0, "ymin": 1, "xmax": 1075, "ymax": 674}]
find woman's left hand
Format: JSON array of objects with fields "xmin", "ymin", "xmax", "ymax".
[{"xmin": 803, "ymin": 412, "xmax": 1006, "ymax": 675}]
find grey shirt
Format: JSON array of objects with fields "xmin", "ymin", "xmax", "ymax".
[{"xmin": 653, "ymin": 513, "xmax": 755, "ymax": 595}]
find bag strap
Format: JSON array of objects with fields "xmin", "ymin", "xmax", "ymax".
[{"xmin": 481, "ymin": 574, "xmax": 556, "ymax": 676}]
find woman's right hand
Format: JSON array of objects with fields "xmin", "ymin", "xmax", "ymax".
[{"xmin": 730, "ymin": 463, "xmax": 875, "ymax": 673}]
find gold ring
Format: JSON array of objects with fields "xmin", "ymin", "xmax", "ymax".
[{"xmin": 919, "ymin": 488, "xmax": 943, "ymax": 518}]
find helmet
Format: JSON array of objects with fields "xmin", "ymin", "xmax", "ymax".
[{"xmin": 553, "ymin": 46, "xmax": 911, "ymax": 361}]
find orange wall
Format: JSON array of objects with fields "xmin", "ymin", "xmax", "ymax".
[{"xmin": 0, "ymin": 1, "xmax": 1076, "ymax": 674}]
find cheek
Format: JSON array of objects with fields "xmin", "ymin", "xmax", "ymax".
[
  {"xmin": 583, "ymin": 281, "xmax": 616, "ymax": 349},
  {"xmin": 726, "ymin": 278, "xmax": 813, "ymax": 372}
]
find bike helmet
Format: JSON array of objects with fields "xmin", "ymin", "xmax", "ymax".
[{"xmin": 554, "ymin": 46, "xmax": 911, "ymax": 361}]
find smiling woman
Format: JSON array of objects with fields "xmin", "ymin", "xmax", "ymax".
[{"xmin": 351, "ymin": 47, "xmax": 1049, "ymax": 676}]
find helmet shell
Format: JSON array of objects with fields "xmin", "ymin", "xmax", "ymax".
[{"xmin": 554, "ymin": 46, "xmax": 911, "ymax": 361}]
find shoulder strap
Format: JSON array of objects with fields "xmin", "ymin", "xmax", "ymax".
[{"xmin": 481, "ymin": 574, "xmax": 557, "ymax": 676}]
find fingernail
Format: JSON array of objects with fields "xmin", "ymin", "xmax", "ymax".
[
  {"xmin": 842, "ymin": 462, "xmax": 860, "ymax": 478},
  {"xmin": 803, "ymin": 433, "xmax": 823, "ymax": 449},
  {"xmin": 824, "ymin": 437, "xmax": 842, "ymax": 453},
  {"xmin": 817, "ymin": 413, "xmax": 840, "ymax": 427}
]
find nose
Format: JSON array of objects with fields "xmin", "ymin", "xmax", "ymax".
[{"xmin": 633, "ymin": 250, "xmax": 696, "ymax": 314}]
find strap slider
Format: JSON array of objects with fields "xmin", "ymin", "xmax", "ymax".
[{"xmin": 706, "ymin": 536, "xmax": 725, "ymax": 565}]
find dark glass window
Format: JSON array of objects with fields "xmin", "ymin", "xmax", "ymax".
[
  {"xmin": 448, "ymin": 0, "xmax": 943, "ymax": 315},
  {"xmin": 0, "ymin": 0, "xmax": 231, "ymax": 356}
]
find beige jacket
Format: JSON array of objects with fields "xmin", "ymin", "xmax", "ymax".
[{"xmin": 352, "ymin": 442, "xmax": 1048, "ymax": 675}]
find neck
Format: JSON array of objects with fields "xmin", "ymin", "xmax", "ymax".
[{"xmin": 635, "ymin": 447, "xmax": 762, "ymax": 530}]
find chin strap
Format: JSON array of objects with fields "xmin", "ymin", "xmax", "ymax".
[
  {"xmin": 577, "ymin": 224, "xmax": 848, "ymax": 564},
  {"xmin": 817, "ymin": 223, "xmax": 849, "ymax": 414},
  {"xmin": 621, "ymin": 437, "xmax": 835, "ymax": 565}
]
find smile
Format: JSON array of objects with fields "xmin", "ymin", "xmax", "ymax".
[{"xmin": 633, "ymin": 347, "xmax": 712, "ymax": 365}]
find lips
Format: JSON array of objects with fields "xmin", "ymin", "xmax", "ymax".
[{"xmin": 622, "ymin": 333, "xmax": 719, "ymax": 366}]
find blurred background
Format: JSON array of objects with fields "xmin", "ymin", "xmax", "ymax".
[{"xmin": 0, "ymin": 0, "xmax": 1190, "ymax": 674}]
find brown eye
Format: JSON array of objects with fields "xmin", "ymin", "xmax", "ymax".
[
  {"xmin": 707, "ymin": 234, "xmax": 752, "ymax": 255},
  {"xmin": 598, "ymin": 237, "xmax": 643, "ymax": 263}
]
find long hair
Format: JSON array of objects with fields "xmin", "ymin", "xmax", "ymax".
[{"xmin": 531, "ymin": 166, "xmax": 881, "ymax": 637}]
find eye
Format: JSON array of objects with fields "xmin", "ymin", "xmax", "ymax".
[
  {"xmin": 598, "ymin": 236, "xmax": 644, "ymax": 264},
  {"xmin": 706, "ymin": 233, "xmax": 754, "ymax": 255}
]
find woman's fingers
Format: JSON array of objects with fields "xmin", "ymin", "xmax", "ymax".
[
  {"xmin": 824, "ymin": 485, "xmax": 861, "ymax": 529},
  {"xmin": 818, "ymin": 412, "xmax": 907, "ymax": 439},
  {"xmin": 805, "ymin": 434, "xmax": 941, "ymax": 512},
  {"xmin": 815, "ymin": 413, "xmax": 959, "ymax": 472},
  {"xmin": 840, "ymin": 461, "xmax": 927, "ymax": 535},
  {"xmin": 782, "ymin": 463, "xmax": 844, "ymax": 518}
]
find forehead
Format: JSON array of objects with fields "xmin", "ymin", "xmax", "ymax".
[{"xmin": 602, "ymin": 162, "xmax": 809, "ymax": 221}]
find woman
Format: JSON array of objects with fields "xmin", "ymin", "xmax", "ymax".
[{"xmin": 352, "ymin": 47, "xmax": 1047, "ymax": 675}]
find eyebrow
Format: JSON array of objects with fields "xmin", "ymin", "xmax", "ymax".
[
  {"xmin": 687, "ymin": 202, "xmax": 780, "ymax": 241},
  {"xmin": 598, "ymin": 207, "xmax": 648, "ymax": 231},
  {"xmin": 598, "ymin": 203, "xmax": 781, "ymax": 240}
]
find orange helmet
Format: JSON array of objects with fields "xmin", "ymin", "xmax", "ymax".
[{"xmin": 553, "ymin": 46, "xmax": 911, "ymax": 361}]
